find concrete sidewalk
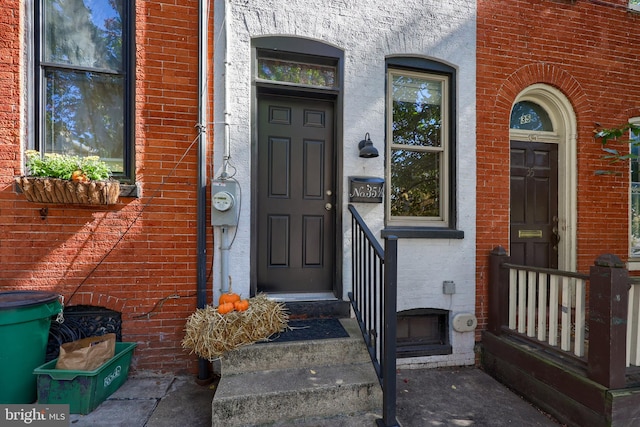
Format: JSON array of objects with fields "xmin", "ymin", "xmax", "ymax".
[
  {"xmin": 68, "ymin": 374, "xmax": 214, "ymax": 427},
  {"xmin": 394, "ymin": 366, "xmax": 561, "ymax": 427},
  {"xmin": 67, "ymin": 366, "xmax": 561, "ymax": 426}
]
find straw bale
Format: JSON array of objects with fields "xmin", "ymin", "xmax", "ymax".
[{"xmin": 182, "ymin": 294, "xmax": 288, "ymax": 360}]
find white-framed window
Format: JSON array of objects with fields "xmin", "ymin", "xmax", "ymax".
[
  {"xmin": 630, "ymin": 118, "xmax": 640, "ymax": 260},
  {"xmin": 386, "ymin": 68, "xmax": 450, "ymax": 227},
  {"xmin": 34, "ymin": 0, "xmax": 135, "ymax": 181},
  {"xmin": 630, "ymin": 0, "xmax": 640, "ymax": 12}
]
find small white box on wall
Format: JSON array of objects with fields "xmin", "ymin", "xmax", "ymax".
[{"xmin": 452, "ymin": 313, "xmax": 477, "ymax": 332}]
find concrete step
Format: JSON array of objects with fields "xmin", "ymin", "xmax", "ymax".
[
  {"xmin": 220, "ymin": 318, "xmax": 371, "ymax": 375},
  {"xmin": 258, "ymin": 411, "xmax": 381, "ymax": 427},
  {"xmin": 211, "ymin": 363, "xmax": 382, "ymax": 426},
  {"xmin": 211, "ymin": 318, "xmax": 382, "ymax": 426},
  {"xmin": 284, "ymin": 300, "xmax": 351, "ymax": 319}
]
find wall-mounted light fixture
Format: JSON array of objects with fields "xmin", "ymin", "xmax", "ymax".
[{"xmin": 358, "ymin": 133, "xmax": 379, "ymax": 158}]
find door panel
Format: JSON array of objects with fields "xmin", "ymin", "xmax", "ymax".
[
  {"xmin": 303, "ymin": 216, "xmax": 323, "ymax": 265},
  {"xmin": 268, "ymin": 215, "xmax": 289, "ymax": 266},
  {"xmin": 510, "ymin": 141, "xmax": 558, "ymax": 268},
  {"xmin": 257, "ymin": 95, "xmax": 335, "ymax": 294},
  {"xmin": 269, "ymin": 138, "xmax": 290, "ymax": 197}
]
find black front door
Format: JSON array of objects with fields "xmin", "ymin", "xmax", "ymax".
[
  {"xmin": 256, "ymin": 95, "xmax": 336, "ymax": 294},
  {"xmin": 510, "ymin": 141, "xmax": 559, "ymax": 268}
]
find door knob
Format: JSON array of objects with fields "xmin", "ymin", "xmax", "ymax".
[{"xmin": 325, "ymin": 203, "xmax": 332, "ymax": 211}]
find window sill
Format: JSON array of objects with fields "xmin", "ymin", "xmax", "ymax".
[
  {"xmin": 397, "ymin": 344, "xmax": 453, "ymax": 358},
  {"xmin": 381, "ymin": 227, "xmax": 464, "ymax": 239},
  {"xmin": 118, "ymin": 183, "xmax": 141, "ymax": 198},
  {"xmin": 628, "ymin": 258, "xmax": 640, "ymax": 271}
]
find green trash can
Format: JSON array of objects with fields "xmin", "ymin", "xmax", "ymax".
[{"xmin": 0, "ymin": 291, "xmax": 62, "ymax": 403}]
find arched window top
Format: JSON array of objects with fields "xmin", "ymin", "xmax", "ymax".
[{"xmin": 510, "ymin": 101, "xmax": 554, "ymax": 131}]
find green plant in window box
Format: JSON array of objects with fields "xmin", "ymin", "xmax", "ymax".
[
  {"xmin": 15, "ymin": 151, "xmax": 120, "ymax": 205},
  {"xmin": 595, "ymin": 123, "xmax": 640, "ymax": 255},
  {"xmin": 594, "ymin": 123, "xmax": 640, "ymax": 175}
]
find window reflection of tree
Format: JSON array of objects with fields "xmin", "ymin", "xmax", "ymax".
[
  {"xmin": 42, "ymin": 0, "xmax": 124, "ymax": 173},
  {"xmin": 391, "ymin": 74, "xmax": 442, "ymax": 218},
  {"xmin": 258, "ymin": 59, "xmax": 336, "ymax": 88}
]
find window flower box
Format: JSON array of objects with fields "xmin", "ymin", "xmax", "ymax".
[
  {"xmin": 15, "ymin": 176, "xmax": 120, "ymax": 205},
  {"xmin": 15, "ymin": 151, "xmax": 120, "ymax": 205}
]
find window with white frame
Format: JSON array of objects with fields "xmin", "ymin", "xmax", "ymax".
[
  {"xmin": 386, "ymin": 65, "xmax": 453, "ymax": 228},
  {"xmin": 35, "ymin": 0, "xmax": 134, "ymax": 181},
  {"xmin": 631, "ymin": 0, "xmax": 640, "ymax": 12},
  {"xmin": 630, "ymin": 119, "xmax": 640, "ymax": 257}
]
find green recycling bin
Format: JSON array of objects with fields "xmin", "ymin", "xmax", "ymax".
[{"xmin": 0, "ymin": 290, "xmax": 62, "ymax": 403}]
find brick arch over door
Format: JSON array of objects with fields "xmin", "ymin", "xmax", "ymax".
[
  {"xmin": 476, "ymin": 62, "xmax": 594, "ymax": 337},
  {"xmin": 493, "ymin": 63, "xmax": 592, "ymax": 117},
  {"xmin": 478, "ymin": 63, "xmax": 593, "ymax": 250}
]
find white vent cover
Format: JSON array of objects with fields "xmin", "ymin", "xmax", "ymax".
[{"xmin": 452, "ymin": 313, "xmax": 477, "ymax": 332}]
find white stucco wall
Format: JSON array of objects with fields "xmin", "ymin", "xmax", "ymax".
[{"xmin": 214, "ymin": 0, "xmax": 477, "ymax": 367}]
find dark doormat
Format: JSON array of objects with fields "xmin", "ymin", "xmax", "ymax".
[{"xmin": 266, "ymin": 318, "xmax": 349, "ymax": 343}]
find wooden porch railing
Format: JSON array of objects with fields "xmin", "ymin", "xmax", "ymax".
[
  {"xmin": 348, "ymin": 204, "xmax": 399, "ymax": 427},
  {"xmin": 489, "ymin": 246, "xmax": 631, "ymax": 388},
  {"xmin": 502, "ymin": 261, "xmax": 589, "ymax": 359}
]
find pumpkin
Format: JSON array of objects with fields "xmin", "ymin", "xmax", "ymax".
[
  {"xmin": 217, "ymin": 302, "xmax": 235, "ymax": 314},
  {"xmin": 234, "ymin": 299, "xmax": 249, "ymax": 312},
  {"xmin": 219, "ymin": 277, "xmax": 241, "ymax": 305},
  {"xmin": 71, "ymin": 169, "xmax": 89, "ymax": 182},
  {"xmin": 219, "ymin": 292, "xmax": 240, "ymax": 305}
]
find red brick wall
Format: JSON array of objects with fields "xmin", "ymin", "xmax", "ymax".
[
  {"xmin": 0, "ymin": 0, "xmax": 215, "ymax": 374},
  {"xmin": 476, "ymin": 0, "xmax": 640, "ymax": 338},
  {"xmin": 0, "ymin": 0, "xmax": 21, "ymax": 180}
]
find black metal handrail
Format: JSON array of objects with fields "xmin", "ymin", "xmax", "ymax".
[{"xmin": 348, "ymin": 204, "xmax": 399, "ymax": 427}]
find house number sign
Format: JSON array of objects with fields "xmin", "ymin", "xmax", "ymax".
[
  {"xmin": 349, "ymin": 176, "xmax": 384, "ymax": 203},
  {"xmin": 519, "ymin": 113, "xmax": 533, "ymax": 125}
]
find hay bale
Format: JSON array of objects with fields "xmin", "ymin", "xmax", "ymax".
[{"xmin": 182, "ymin": 294, "xmax": 288, "ymax": 360}]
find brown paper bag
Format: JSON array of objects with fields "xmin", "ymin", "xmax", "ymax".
[{"xmin": 55, "ymin": 333, "xmax": 116, "ymax": 371}]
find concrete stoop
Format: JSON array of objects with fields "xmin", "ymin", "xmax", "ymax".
[{"xmin": 211, "ymin": 318, "xmax": 383, "ymax": 426}]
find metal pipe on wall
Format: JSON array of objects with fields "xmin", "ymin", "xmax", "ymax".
[
  {"xmin": 196, "ymin": 0, "xmax": 210, "ymax": 381},
  {"xmin": 220, "ymin": 226, "xmax": 230, "ymax": 293},
  {"xmin": 219, "ymin": 0, "xmax": 233, "ymax": 296}
]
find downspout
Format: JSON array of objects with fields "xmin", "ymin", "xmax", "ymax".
[
  {"xmin": 223, "ymin": 0, "xmax": 231, "ymax": 179},
  {"xmin": 196, "ymin": 0, "xmax": 209, "ymax": 381}
]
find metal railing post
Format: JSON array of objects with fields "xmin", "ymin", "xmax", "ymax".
[{"xmin": 378, "ymin": 235, "xmax": 399, "ymax": 427}]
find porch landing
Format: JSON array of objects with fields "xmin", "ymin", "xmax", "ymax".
[{"xmin": 283, "ymin": 299, "xmax": 351, "ymax": 319}]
